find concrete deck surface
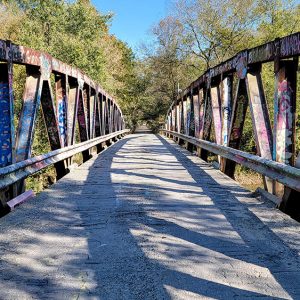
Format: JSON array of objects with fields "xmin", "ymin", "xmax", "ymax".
[{"xmin": 0, "ymin": 134, "xmax": 300, "ymax": 299}]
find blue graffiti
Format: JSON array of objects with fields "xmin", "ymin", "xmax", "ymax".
[
  {"xmin": 0, "ymin": 82, "xmax": 12, "ymax": 167},
  {"xmin": 58, "ymin": 99, "xmax": 67, "ymax": 146}
]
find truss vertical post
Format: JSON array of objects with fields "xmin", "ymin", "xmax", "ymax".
[
  {"xmin": 15, "ymin": 65, "xmax": 42, "ymax": 194},
  {"xmin": 246, "ymin": 66, "xmax": 273, "ymax": 192},
  {"xmin": 220, "ymin": 76, "xmax": 233, "ymax": 172},
  {"xmin": 274, "ymin": 58, "xmax": 299, "ymax": 216},
  {"xmin": 0, "ymin": 41, "xmax": 14, "ymax": 211},
  {"xmin": 223, "ymin": 79, "xmax": 248, "ymax": 178}
]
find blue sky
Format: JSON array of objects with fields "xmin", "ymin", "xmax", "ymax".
[{"xmin": 92, "ymin": 0, "xmax": 172, "ymax": 52}]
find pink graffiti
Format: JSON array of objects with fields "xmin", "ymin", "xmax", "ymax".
[{"xmin": 277, "ymin": 80, "xmax": 292, "ymax": 129}]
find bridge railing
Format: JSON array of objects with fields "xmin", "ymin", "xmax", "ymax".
[
  {"xmin": 161, "ymin": 32, "xmax": 300, "ymax": 216},
  {"xmin": 0, "ymin": 40, "xmax": 127, "ymax": 213}
]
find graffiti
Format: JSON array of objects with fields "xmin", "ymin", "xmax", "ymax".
[
  {"xmin": 40, "ymin": 54, "xmax": 52, "ymax": 80},
  {"xmin": 186, "ymin": 97, "xmax": 191, "ymax": 135},
  {"xmin": 176, "ymin": 104, "xmax": 181, "ymax": 133},
  {"xmin": 182, "ymin": 101, "xmax": 186, "ymax": 134},
  {"xmin": 171, "ymin": 107, "xmax": 176, "ymax": 131},
  {"xmin": 0, "ymin": 83, "xmax": 12, "ymax": 167},
  {"xmin": 276, "ymin": 79, "xmax": 293, "ymax": 164},
  {"xmin": 78, "ymin": 77, "xmax": 84, "ymax": 90},
  {"xmin": 248, "ymin": 43, "xmax": 274, "ymax": 64},
  {"xmin": 235, "ymin": 51, "xmax": 248, "ymax": 79},
  {"xmin": 280, "ymin": 33, "xmax": 300, "ymax": 57},
  {"xmin": 12, "ymin": 44, "xmax": 23, "ymax": 62},
  {"xmin": 211, "ymin": 87, "xmax": 222, "ymax": 145},
  {"xmin": 0, "ymin": 40, "xmax": 6, "ymax": 59},
  {"xmin": 193, "ymin": 94, "xmax": 200, "ymax": 138},
  {"xmin": 229, "ymin": 85, "xmax": 248, "ymax": 148},
  {"xmin": 23, "ymin": 48, "xmax": 40, "ymax": 66},
  {"xmin": 250, "ymin": 96, "xmax": 272, "ymax": 158},
  {"xmin": 223, "ymin": 107, "xmax": 231, "ymax": 120},
  {"xmin": 58, "ymin": 99, "xmax": 67, "ymax": 146}
]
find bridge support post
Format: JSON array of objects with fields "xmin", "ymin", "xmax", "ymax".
[
  {"xmin": 0, "ymin": 45, "xmax": 14, "ymax": 214},
  {"xmin": 274, "ymin": 58, "xmax": 300, "ymax": 220},
  {"xmin": 15, "ymin": 65, "xmax": 42, "ymax": 195},
  {"xmin": 223, "ymin": 78, "xmax": 248, "ymax": 178}
]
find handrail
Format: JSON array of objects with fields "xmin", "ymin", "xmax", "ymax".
[
  {"xmin": 164, "ymin": 32, "xmax": 300, "ymax": 209},
  {"xmin": 160, "ymin": 130, "xmax": 300, "ymax": 192},
  {"xmin": 0, "ymin": 130, "xmax": 129, "ymax": 190}
]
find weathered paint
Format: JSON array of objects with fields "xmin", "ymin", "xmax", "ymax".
[
  {"xmin": 236, "ymin": 51, "xmax": 248, "ymax": 79},
  {"xmin": 198, "ymin": 89, "xmax": 205, "ymax": 139},
  {"xmin": 228, "ymin": 79, "xmax": 248, "ymax": 150},
  {"xmin": 77, "ymin": 89, "xmax": 89, "ymax": 142},
  {"xmin": 246, "ymin": 68, "xmax": 273, "ymax": 192},
  {"xmin": 0, "ymin": 130, "xmax": 129, "ymax": 191},
  {"xmin": 183, "ymin": 99, "xmax": 187, "ymax": 135},
  {"xmin": 222, "ymin": 79, "xmax": 248, "ymax": 177},
  {"xmin": 274, "ymin": 62, "xmax": 296, "ymax": 165},
  {"xmin": 0, "ymin": 82, "xmax": 11, "ymax": 167},
  {"xmin": 176, "ymin": 103, "xmax": 180, "ymax": 133},
  {"xmin": 82, "ymin": 87, "xmax": 90, "ymax": 138},
  {"xmin": 220, "ymin": 77, "xmax": 232, "ymax": 147},
  {"xmin": 178, "ymin": 101, "xmax": 183, "ymax": 134},
  {"xmin": 185, "ymin": 96, "xmax": 192, "ymax": 135},
  {"xmin": 55, "ymin": 75, "xmax": 68, "ymax": 147},
  {"xmin": 67, "ymin": 81, "xmax": 78, "ymax": 146},
  {"xmin": 0, "ymin": 63, "xmax": 13, "ymax": 168},
  {"xmin": 95, "ymin": 93, "xmax": 101, "ymax": 137},
  {"xmin": 89, "ymin": 93, "xmax": 96, "ymax": 139},
  {"xmin": 41, "ymin": 80, "xmax": 61, "ymax": 150},
  {"xmin": 100, "ymin": 93, "xmax": 105, "ymax": 135},
  {"xmin": 15, "ymin": 68, "xmax": 42, "ymax": 162},
  {"xmin": 210, "ymin": 85, "xmax": 222, "ymax": 145},
  {"xmin": 193, "ymin": 92, "xmax": 200, "ymax": 138},
  {"xmin": 202, "ymin": 89, "xmax": 212, "ymax": 141},
  {"xmin": 171, "ymin": 106, "xmax": 176, "ymax": 132}
]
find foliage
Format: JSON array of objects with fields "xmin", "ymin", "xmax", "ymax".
[
  {"xmin": 138, "ymin": 0, "xmax": 300, "ymax": 154},
  {"xmin": 0, "ymin": 0, "xmax": 136, "ymax": 192}
]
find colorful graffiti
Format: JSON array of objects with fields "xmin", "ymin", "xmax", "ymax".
[
  {"xmin": 193, "ymin": 94, "xmax": 200, "ymax": 138},
  {"xmin": 229, "ymin": 80, "xmax": 248, "ymax": 149},
  {"xmin": 211, "ymin": 86, "xmax": 222, "ymax": 145},
  {"xmin": 247, "ymin": 73, "xmax": 272, "ymax": 161},
  {"xmin": 186, "ymin": 97, "xmax": 191, "ymax": 135},
  {"xmin": 0, "ymin": 83, "xmax": 12, "ymax": 167},
  {"xmin": 58, "ymin": 99, "xmax": 67, "ymax": 146},
  {"xmin": 280, "ymin": 33, "xmax": 300, "ymax": 57},
  {"xmin": 276, "ymin": 79, "xmax": 293, "ymax": 164},
  {"xmin": 236, "ymin": 51, "xmax": 248, "ymax": 79},
  {"xmin": 176, "ymin": 103, "xmax": 181, "ymax": 133},
  {"xmin": 221, "ymin": 77, "xmax": 232, "ymax": 147},
  {"xmin": 198, "ymin": 89, "xmax": 205, "ymax": 139},
  {"xmin": 40, "ymin": 54, "xmax": 52, "ymax": 80}
]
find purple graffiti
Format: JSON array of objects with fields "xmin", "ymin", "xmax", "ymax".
[{"xmin": 280, "ymin": 33, "xmax": 300, "ymax": 57}]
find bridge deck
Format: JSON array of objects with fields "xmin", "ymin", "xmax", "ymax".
[{"xmin": 0, "ymin": 134, "xmax": 300, "ymax": 299}]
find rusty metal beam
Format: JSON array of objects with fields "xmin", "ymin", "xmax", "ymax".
[{"xmin": 176, "ymin": 32, "xmax": 300, "ymax": 101}]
